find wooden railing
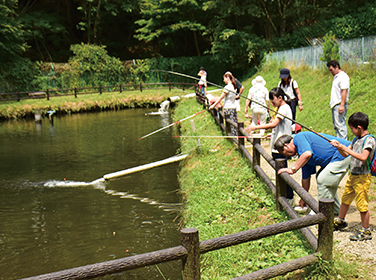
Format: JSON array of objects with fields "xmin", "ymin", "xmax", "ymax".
[
  {"xmin": 20, "ymin": 94, "xmax": 334, "ymax": 280},
  {"xmin": 0, "ymin": 82, "xmax": 197, "ymax": 102}
]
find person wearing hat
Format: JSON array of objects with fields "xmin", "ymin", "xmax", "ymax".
[
  {"xmin": 278, "ymin": 68, "xmax": 303, "ymax": 121},
  {"xmin": 245, "ymin": 76, "xmax": 269, "ymax": 135}
]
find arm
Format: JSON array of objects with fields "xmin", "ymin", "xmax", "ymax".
[
  {"xmin": 238, "ymin": 85, "xmax": 245, "ymax": 96},
  {"xmin": 338, "ymin": 89, "xmax": 348, "ymax": 114},
  {"xmin": 245, "ymin": 115, "xmax": 281, "ymax": 132},
  {"xmin": 295, "ymin": 87, "xmax": 303, "ymax": 112},
  {"xmin": 245, "ymin": 99, "xmax": 251, "ymax": 118},
  {"xmin": 209, "ymin": 90, "xmax": 227, "ymax": 110},
  {"xmin": 331, "ymin": 140, "xmax": 369, "ymax": 162},
  {"xmin": 278, "ymin": 151, "xmax": 312, "ymax": 175}
]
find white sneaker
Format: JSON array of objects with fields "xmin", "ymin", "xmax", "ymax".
[
  {"xmin": 307, "ymin": 210, "xmax": 316, "ymax": 216},
  {"xmin": 294, "ymin": 206, "xmax": 308, "ymax": 213}
]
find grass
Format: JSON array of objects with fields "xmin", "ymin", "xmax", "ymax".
[
  {"xmin": 175, "ymin": 58, "xmax": 376, "ymax": 279},
  {"xmin": 0, "ymin": 88, "xmax": 184, "ymax": 120},
  {"xmin": 175, "ymin": 98, "xmax": 312, "ymax": 279}
]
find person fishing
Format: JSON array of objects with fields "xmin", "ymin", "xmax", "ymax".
[
  {"xmin": 209, "ymin": 72, "xmax": 238, "ymax": 136},
  {"xmin": 245, "ymin": 87, "xmax": 294, "ymax": 205}
]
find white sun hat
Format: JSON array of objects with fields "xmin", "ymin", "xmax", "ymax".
[{"xmin": 252, "ymin": 76, "xmax": 266, "ymax": 88}]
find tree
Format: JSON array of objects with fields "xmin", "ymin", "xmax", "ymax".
[
  {"xmin": 320, "ymin": 31, "xmax": 340, "ymax": 62},
  {"xmin": 0, "ymin": 0, "xmax": 35, "ymax": 91},
  {"xmin": 135, "ymin": 0, "xmax": 207, "ymax": 57}
]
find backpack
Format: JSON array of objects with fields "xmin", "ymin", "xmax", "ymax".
[{"xmin": 352, "ymin": 134, "xmax": 376, "ymax": 176}]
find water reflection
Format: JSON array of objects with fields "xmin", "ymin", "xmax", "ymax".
[{"xmin": 0, "ymin": 109, "xmax": 182, "ymax": 279}]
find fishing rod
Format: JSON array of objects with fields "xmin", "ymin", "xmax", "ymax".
[
  {"xmin": 173, "ymin": 135, "xmax": 266, "ymax": 139},
  {"xmin": 138, "ymin": 109, "xmax": 206, "ymax": 140},
  {"xmin": 153, "ymin": 69, "xmax": 331, "ymax": 142}
]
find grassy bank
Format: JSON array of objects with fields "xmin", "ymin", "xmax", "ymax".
[
  {"xmin": 175, "ymin": 59, "xmax": 376, "ymax": 279},
  {"xmin": 0, "ymin": 89, "xmax": 182, "ymax": 120},
  {"xmin": 175, "ymin": 98, "xmax": 311, "ymax": 278},
  {"xmin": 238, "ymin": 59, "xmax": 376, "ymax": 137}
]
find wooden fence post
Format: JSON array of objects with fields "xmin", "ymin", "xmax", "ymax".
[
  {"xmin": 218, "ymin": 108, "xmax": 224, "ymax": 126},
  {"xmin": 238, "ymin": 122, "xmax": 244, "ymax": 149},
  {"xmin": 99, "ymin": 85, "xmax": 102, "ymax": 94},
  {"xmin": 74, "ymin": 87, "xmax": 77, "ymax": 98},
  {"xmin": 317, "ymin": 198, "xmax": 334, "ymax": 261},
  {"xmin": 140, "ymin": 82, "xmax": 143, "ymax": 92},
  {"xmin": 17, "ymin": 91, "xmax": 20, "ymax": 102},
  {"xmin": 224, "ymin": 114, "xmax": 231, "ymax": 136},
  {"xmin": 181, "ymin": 228, "xmax": 200, "ymax": 280},
  {"xmin": 169, "ymin": 82, "xmax": 171, "ymax": 91},
  {"xmin": 46, "ymin": 89, "xmax": 49, "ymax": 100},
  {"xmin": 119, "ymin": 84, "xmax": 122, "ymax": 93},
  {"xmin": 275, "ymin": 158, "xmax": 287, "ymax": 211},
  {"xmin": 252, "ymin": 138, "xmax": 261, "ymax": 173}
]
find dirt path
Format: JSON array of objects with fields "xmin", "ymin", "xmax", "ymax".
[{"xmin": 246, "ymin": 140, "xmax": 376, "ymax": 279}]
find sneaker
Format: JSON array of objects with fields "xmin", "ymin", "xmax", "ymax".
[
  {"xmin": 333, "ymin": 219, "xmax": 348, "ymax": 230},
  {"xmin": 349, "ymin": 229, "xmax": 372, "ymax": 241},
  {"xmin": 307, "ymin": 210, "xmax": 316, "ymax": 216},
  {"xmin": 294, "ymin": 206, "xmax": 308, "ymax": 213}
]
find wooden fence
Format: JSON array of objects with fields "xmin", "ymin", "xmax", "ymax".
[
  {"xmin": 20, "ymin": 93, "xmax": 335, "ymax": 280},
  {"xmin": 0, "ymin": 82, "xmax": 197, "ymax": 102}
]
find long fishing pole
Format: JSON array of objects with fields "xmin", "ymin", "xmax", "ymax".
[
  {"xmin": 153, "ymin": 69, "xmax": 331, "ymax": 142},
  {"xmin": 138, "ymin": 109, "xmax": 206, "ymax": 140},
  {"xmin": 173, "ymin": 135, "xmax": 265, "ymax": 139}
]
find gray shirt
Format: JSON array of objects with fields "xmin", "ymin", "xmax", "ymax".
[{"xmin": 350, "ymin": 135, "xmax": 375, "ymax": 175}]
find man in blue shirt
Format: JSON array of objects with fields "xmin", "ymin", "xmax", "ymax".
[{"xmin": 274, "ymin": 132, "xmax": 351, "ymax": 215}]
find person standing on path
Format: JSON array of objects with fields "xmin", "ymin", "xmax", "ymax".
[
  {"xmin": 209, "ymin": 72, "xmax": 238, "ymax": 136},
  {"xmin": 275, "ymin": 132, "xmax": 351, "ymax": 215},
  {"xmin": 197, "ymin": 67, "xmax": 207, "ymax": 95},
  {"xmin": 327, "ymin": 60, "xmax": 350, "ymax": 140},
  {"xmin": 331, "ymin": 112, "xmax": 375, "ymax": 241},
  {"xmin": 245, "ymin": 87, "xmax": 294, "ymax": 204},
  {"xmin": 245, "ymin": 76, "xmax": 269, "ymax": 135},
  {"xmin": 278, "ymin": 68, "xmax": 303, "ymax": 121},
  {"xmin": 225, "ymin": 72, "xmax": 244, "ymax": 115}
]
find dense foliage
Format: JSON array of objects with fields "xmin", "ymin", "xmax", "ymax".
[{"xmin": 1, "ymin": 0, "xmax": 376, "ymax": 91}]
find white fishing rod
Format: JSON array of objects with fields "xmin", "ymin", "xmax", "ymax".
[{"xmin": 152, "ymin": 69, "xmax": 332, "ymax": 142}]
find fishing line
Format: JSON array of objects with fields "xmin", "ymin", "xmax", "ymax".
[
  {"xmin": 152, "ymin": 69, "xmax": 331, "ymax": 142},
  {"xmin": 138, "ymin": 109, "xmax": 207, "ymax": 140}
]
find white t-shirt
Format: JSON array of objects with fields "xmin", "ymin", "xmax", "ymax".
[
  {"xmin": 198, "ymin": 71, "xmax": 207, "ymax": 86},
  {"xmin": 330, "ymin": 70, "xmax": 350, "ymax": 108},
  {"xmin": 247, "ymin": 86, "xmax": 269, "ymax": 110},
  {"xmin": 278, "ymin": 80, "xmax": 298, "ymax": 100},
  {"xmin": 271, "ymin": 103, "xmax": 293, "ymax": 153},
  {"xmin": 223, "ymin": 83, "xmax": 236, "ymax": 109}
]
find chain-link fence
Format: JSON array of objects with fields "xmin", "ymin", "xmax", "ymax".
[{"xmin": 267, "ymin": 35, "xmax": 376, "ymax": 68}]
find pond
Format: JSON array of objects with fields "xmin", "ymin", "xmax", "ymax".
[{"xmin": 0, "ymin": 108, "xmax": 184, "ymax": 279}]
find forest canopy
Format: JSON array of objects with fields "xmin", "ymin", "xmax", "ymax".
[{"xmin": 1, "ymin": 0, "xmax": 376, "ymax": 90}]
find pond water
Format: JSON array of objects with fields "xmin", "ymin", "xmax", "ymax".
[{"xmin": 0, "ymin": 109, "xmax": 183, "ymax": 279}]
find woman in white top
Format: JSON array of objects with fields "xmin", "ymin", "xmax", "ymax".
[
  {"xmin": 209, "ymin": 72, "xmax": 238, "ymax": 136},
  {"xmin": 278, "ymin": 68, "xmax": 303, "ymax": 121},
  {"xmin": 245, "ymin": 76, "xmax": 269, "ymax": 135}
]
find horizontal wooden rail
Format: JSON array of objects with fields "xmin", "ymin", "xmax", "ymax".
[
  {"xmin": 22, "ymin": 246, "xmax": 188, "ymax": 280},
  {"xmin": 232, "ymin": 253, "xmax": 319, "ymax": 280},
  {"xmin": 199, "ymin": 214, "xmax": 325, "ymax": 254}
]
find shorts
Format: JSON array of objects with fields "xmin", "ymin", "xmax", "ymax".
[{"xmin": 341, "ymin": 174, "xmax": 371, "ymax": 212}]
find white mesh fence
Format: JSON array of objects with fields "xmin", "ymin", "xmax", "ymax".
[{"xmin": 267, "ymin": 35, "xmax": 376, "ymax": 68}]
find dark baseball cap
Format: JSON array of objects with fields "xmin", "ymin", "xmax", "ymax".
[{"xmin": 279, "ymin": 68, "xmax": 290, "ymax": 78}]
